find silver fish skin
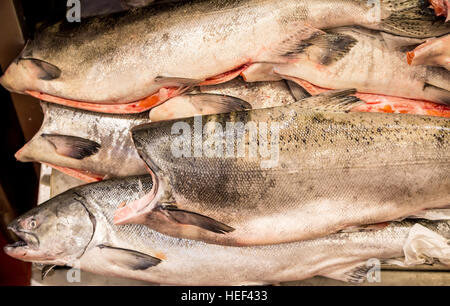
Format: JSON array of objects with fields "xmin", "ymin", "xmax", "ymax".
[
  {"xmin": 4, "ymin": 176, "xmax": 450, "ymax": 285},
  {"xmin": 245, "ymin": 27, "xmax": 450, "ymax": 105},
  {"xmin": 16, "ymin": 102, "xmax": 149, "ymax": 179},
  {"xmin": 1, "ymin": 0, "xmax": 446, "ymax": 108},
  {"xmin": 120, "ymin": 90, "xmax": 450, "ymax": 246}
]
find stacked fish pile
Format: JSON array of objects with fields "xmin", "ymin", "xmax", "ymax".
[{"xmin": 1, "ymin": 0, "xmax": 450, "ymax": 285}]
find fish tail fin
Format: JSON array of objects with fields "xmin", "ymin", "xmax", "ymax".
[{"xmin": 381, "ymin": 0, "xmax": 450, "ymax": 37}]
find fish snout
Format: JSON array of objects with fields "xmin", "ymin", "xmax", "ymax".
[
  {"xmin": 7, "ymin": 219, "xmax": 20, "ymax": 235},
  {"xmin": 0, "ymin": 70, "xmax": 14, "ymax": 92},
  {"xmin": 0, "ymin": 62, "xmax": 28, "ymax": 94}
]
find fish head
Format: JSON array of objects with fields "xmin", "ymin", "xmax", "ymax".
[
  {"xmin": 4, "ymin": 192, "xmax": 94, "ymax": 265},
  {"xmin": 0, "ymin": 42, "xmax": 61, "ymax": 94}
]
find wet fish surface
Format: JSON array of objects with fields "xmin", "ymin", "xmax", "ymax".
[
  {"xmin": 4, "ymin": 176, "xmax": 450, "ymax": 285},
  {"xmin": 115, "ymin": 90, "xmax": 450, "ymax": 246}
]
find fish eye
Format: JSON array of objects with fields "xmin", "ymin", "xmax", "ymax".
[{"xmin": 27, "ymin": 218, "xmax": 37, "ymax": 230}]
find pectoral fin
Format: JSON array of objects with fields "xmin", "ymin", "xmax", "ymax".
[
  {"xmin": 157, "ymin": 205, "xmax": 235, "ymax": 234},
  {"xmin": 97, "ymin": 244, "xmax": 162, "ymax": 270},
  {"xmin": 150, "ymin": 94, "xmax": 251, "ymax": 121},
  {"xmin": 285, "ymin": 80, "xmax": 311, "ymax": 101},
  {"xmin": 41, "ymin": 134, "xmax": 100, "ymax": 160},
  {"xmin": 19, "ymin": 58, "xmax": 61, "ymax": 80},
  {"xmin": 188, "ymin": 94, "xmax": 252, "ymax": 112}
]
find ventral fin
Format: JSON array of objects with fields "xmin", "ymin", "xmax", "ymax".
[
  {"xmin": 150, "ymin": 94, "xmax": 251, "ymax": 121},
  {"xmin": 188, "ymin": 94, "xmax": 252, "ymax": 113},
  {"xmin": 41, "ymin": 134, "xmax": 101, "ymax": 160},
  {"xmin": 285, "ymin": 80, "xmax": 311, "ymax": 101},
  {"xmin": 276, "ymin": 28, "xmax": 357, "ymax": 65},
  {"xmin": 41, "ymin": 265, "xmax": 57, "ymax": 280},
  {"xmin": 20, "ymin": 58, "xmax": 61, "ymax": 80},
  {"xmin": 154, "ymin": 76, "xmax": 202, "ymax": 88},
  {"xmin": 97, "ymin": 244, "xmax": 162, "ymax": 270},
  {"xmin": 297, "ymin": 89, "xmax": 364, "ymax": 112},
  {"xmin": 157, "ymin": 204, "xmax": 235, "ymax": 234}
]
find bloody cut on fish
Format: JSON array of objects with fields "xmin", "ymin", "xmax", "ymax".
[{"xmin": 290, "ymin": 77, "xmax": 450, "ymax": 118}]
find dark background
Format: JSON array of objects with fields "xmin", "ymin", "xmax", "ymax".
[
  {"xmin": 0, "ymin": 0, "xmax": 76, "ymax": 286},
  {"xmin": 0, "ymin": 0, "xmax": 145, "ymax": 286}
]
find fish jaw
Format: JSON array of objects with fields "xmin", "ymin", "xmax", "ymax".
[{"xmin": 3, "ymin": 221, "xmax": 44, "ymax": 262}]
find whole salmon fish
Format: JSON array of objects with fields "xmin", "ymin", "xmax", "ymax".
[
  {"xmin": 1, "ymin": 0, "xmax": 447, "ymax": 113},
  {"xmin": 4, "ymin": 176, "xmax": 450, "ymax": 285},
  {"xmin": 114, "ymin": 89, "xmax": 450, "ymax": 246}
]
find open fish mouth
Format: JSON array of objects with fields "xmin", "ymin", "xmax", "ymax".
[
  {"xmin": 3, "ymin": 225, "xmax": 42, "ymax": 261},
  {"xmin": 5, "ymin": 227, "xmax": 40, "ymax": 252}
]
